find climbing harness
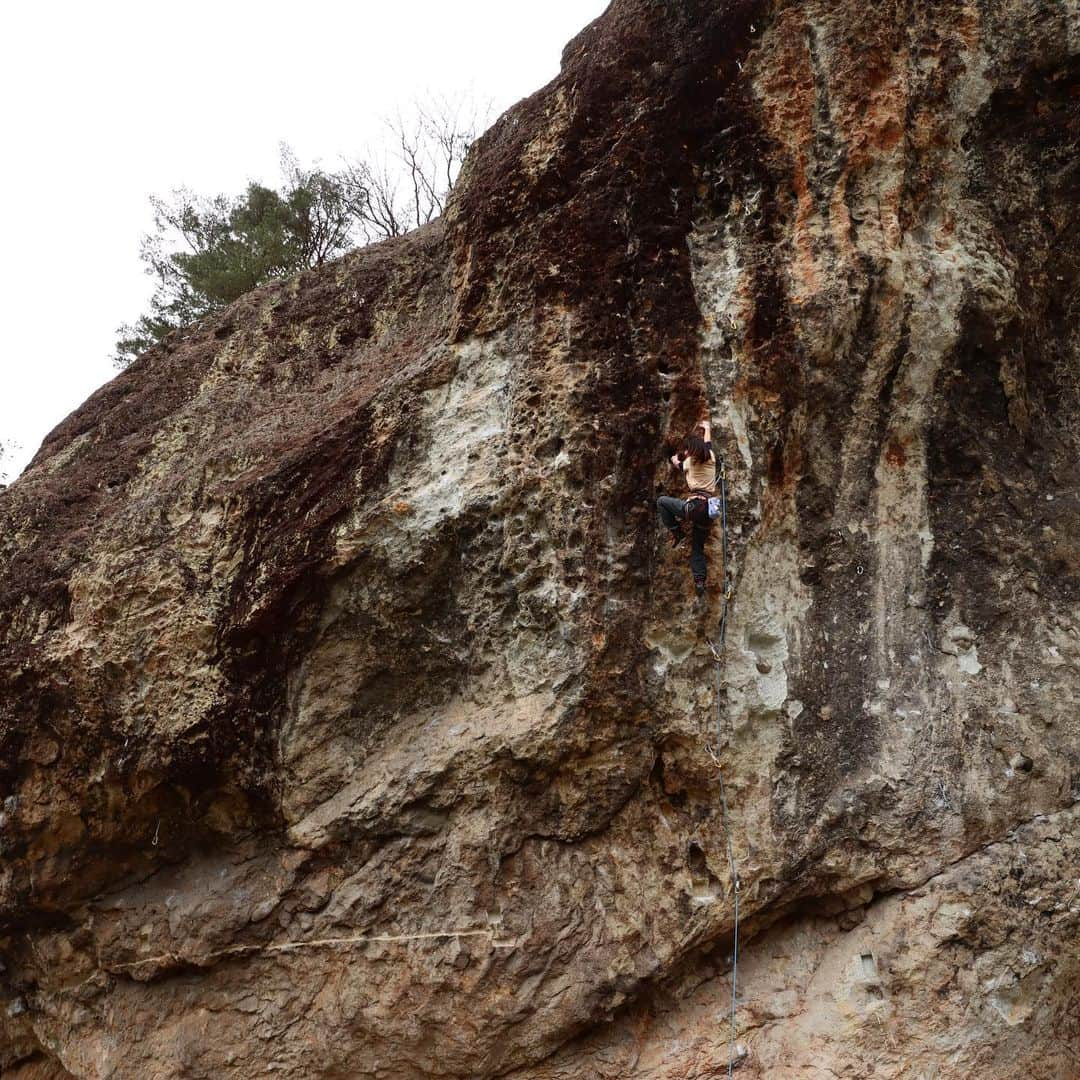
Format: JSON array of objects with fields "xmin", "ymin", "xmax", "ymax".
[{"xmin": 704, "ymin": 456, "xmax": 743, "ymax": 1075}]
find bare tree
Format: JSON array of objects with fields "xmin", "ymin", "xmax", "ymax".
[
  {"xmin": 346, "ymin": 93, "xmax": 489, "ymax": 242},
  {"xmin": 343, "ymin": 155, "xmax": 404, "ymax": 242},
  {"xmin": 279, "ymin": 146, "xmax": 369, "ymax": 268}
]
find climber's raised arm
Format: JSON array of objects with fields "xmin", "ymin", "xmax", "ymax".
[{"xmin": 699, "ymin": 417, "xmax": 712, "ymax": 444}]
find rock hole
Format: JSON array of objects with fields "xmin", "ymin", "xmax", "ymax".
[
  {"xmin": 649, "ymin": 755, "xmax": 666, "ymax": 789},
  {"xmin": 687, "ymin": 842, "xmax": 720, "ymax": 904},
  {"xmin": 536, "ymin": 435, "xmax": 564, "ymax": 459}
]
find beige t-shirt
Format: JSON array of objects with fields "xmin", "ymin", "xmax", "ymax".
[{"xmin": 682, "ymin": 451, "xmax": 717, "ymax": 493}]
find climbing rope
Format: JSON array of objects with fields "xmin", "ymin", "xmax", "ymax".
[
  {"xmin": 714, "ymin": 661, "xmax": 742, "ymax": 1076},
  {"xmin": 705, "ymin": 455, "xmax": 742, "ymax": 1074}
]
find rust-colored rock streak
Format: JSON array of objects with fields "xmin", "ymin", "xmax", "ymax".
[{"xmin": 1, "ymin": 1, "xmax": 1078, "ymax": 1076}]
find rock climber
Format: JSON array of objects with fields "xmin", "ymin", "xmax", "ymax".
[{"xmin": 657, "ymin": 415, "xmax": 717, "ymax": 598}]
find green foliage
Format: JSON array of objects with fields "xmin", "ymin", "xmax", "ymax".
[
  {"xmin": 114, "ymin": 150, "xmax": 368, "ymax": 367},
  {"xmin": 115, "ymin": 98, "xmax": 486, "ymax": 368}
]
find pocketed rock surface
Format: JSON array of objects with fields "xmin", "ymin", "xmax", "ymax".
[{"xmin": 1, "ymin": 1, "xmax": 1078, "ymax": 1076}]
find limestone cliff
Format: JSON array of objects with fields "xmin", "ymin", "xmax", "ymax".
[{"xmin": 1, "ymin": 1, "xmax": 1078, "ymax": 1076}]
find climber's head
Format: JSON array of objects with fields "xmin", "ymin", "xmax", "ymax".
[{"xmin": 682, "ymin": 433, "xmax": 710, "ymax": 464}]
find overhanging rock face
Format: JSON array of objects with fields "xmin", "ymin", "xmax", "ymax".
[{"xmin": 1, "ymin": 1, "xmax": 1078, "ymax": 1076}]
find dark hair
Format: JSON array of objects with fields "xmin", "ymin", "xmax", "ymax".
[{"xmin": 682, "ymin": 433, "xmax": 710, "ymax": 464}]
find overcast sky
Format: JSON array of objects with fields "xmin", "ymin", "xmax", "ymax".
[{"xmin": 0, "ymin": 0, "xmax": 608, "ymax": 479}]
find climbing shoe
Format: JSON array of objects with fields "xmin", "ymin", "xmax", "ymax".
[
  {"xmin": 694, "ymin": 578, "xmax": 706, "ymax": 599},
  {"xmin": 669, "ymin": 529, "xmax": 685, "ymax": 549}
]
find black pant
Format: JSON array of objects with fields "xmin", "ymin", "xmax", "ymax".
[{"xmin": 657, "ymin": 496, "xmax": 709, "ymax": 582}]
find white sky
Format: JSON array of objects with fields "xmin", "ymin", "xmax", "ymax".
[{"xmin": 0, "ymin": 0, "xmax": 608, "ymax": 479}]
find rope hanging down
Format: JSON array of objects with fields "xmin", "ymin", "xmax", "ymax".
[
  {"xmin": 705, "ymin": 457, "xmax": 743, "ymax": 1075},
  {"xmin": 101, "ymin": 928, "xmax": 515, "ymax": 978},
  {"xmin": 56, "ymin": 927, "xmax": 517, "ymax": 1001}
]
